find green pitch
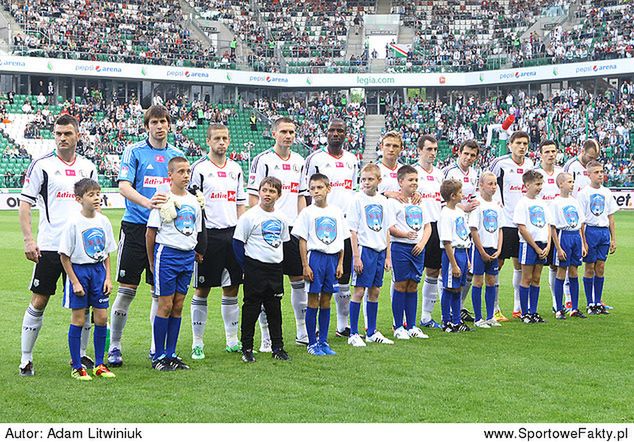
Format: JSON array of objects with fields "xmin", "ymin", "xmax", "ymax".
[{"xmin": 0, "ymin": 210, "xmax": 632, "ymax": 423}]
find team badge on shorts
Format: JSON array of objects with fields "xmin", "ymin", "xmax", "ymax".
[
  {"xmin": 563, "ymin": 205, "xmax": 580, "ymax": 228},
  {"xmin": 405, "ymin": 205, "xmax": 423, "ymax": 231},
  {"xmin": 175, "ymin": 205, "xmax": 196, "ymax": 236},
  {"xmin": 365, "ymin": 204, "xmax": 383, "ymax": 232},
  {"xmin": 482, "ymin": 209, "xmax": 498, "ymax": 233},
  {"xmin": 315, "ymin": 217, "xmax": 337, "ymax": 245},
  {"xmin": 82, "ymin": 227, "xmax": 107, "ymax": 261},
  {"xmin": 590, "ymin": 194, "xmax": 605, "ymax": 216},
  {"xmin": 456, "ymin": 216, "xmax": 469, "ymax": 240},
  {"xmin": 262, "ymin": 219, "xmax": 283, "ymax": 248},
  {"xmin": 529, "ymin": 205, "xmax": 546, "ymax": 228}
]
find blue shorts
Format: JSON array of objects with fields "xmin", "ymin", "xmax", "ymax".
[
  {"xmin": 63, "ymin": 262, "xmax": 108, "ymax": 310},
  {"xmin": 442, "ymin": 248, "xmax": 469, "ymax": 289},
  {"xmin": 519, "ymin": 241, "xmax": 548, "ymax": 266},
  {"xmin": 351, "ymin": 246, "xmax": 386, "ymax": 288},
  {"xmin": 554, "ymin": 230, "xmax": 583, "ymax": 268},
  {"xmin": 391, "ymin": 242, "xmax": 425, "ymax": 283},
  {"xmin": 154, "ymin": 244, "xmax": 196, "ymax": 297},
  {"xmin": 583, "ymin": 226, "xmax": 610, "ymax": 263},
  {"xmin": 471, "ymin": 246, "xmax": 499, "ymax": 276},
  {"xmin": 306, "ymin": 251, "xmax": 339, "ymax": 294}
]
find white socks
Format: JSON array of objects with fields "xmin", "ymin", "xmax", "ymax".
[
  {"xmin": 80, "ymin": 308, "xmax": 91, "ymax": 357},
  {"xmin": 191, "ymin": 295, "xmax": 208, "ymax": 348},
  {"xmin": 21, "ymin": 303, "xmax": 44, "ymax": 365},
  {"xmin": 258, "ymin": 309, "xmax": 271, "ymax": 346},
  {"xmin": 512, "ymin": 269, "xmax": 522, "ymax": 312},
  {"xmin": 290, "ymin": 281, "xmax": 307, "ymax": 339},
  {"xmin": 335, "ymin": 284, "xmax": 351, "ymax": 332},
  {"xmin": 549, "ymin": 267, "xmax": 558, "ymax": 309},
  {"xmin": 421, "ymin": 277, "xmax": 438, "ymax": 323},
  {"xmin": 460, "ymin": 273, "xmax": 473, "ymax": 308},
  {"xmin": 109, "ymin": 286, "xmax": 136, "ymax": 351},
  {"xmin": 221, "ymin": 295, "xmax": 240, "ymax": 347},
  {"xmin": 149, "ymin": 288, "xmax": 158, "ymax": 354}
]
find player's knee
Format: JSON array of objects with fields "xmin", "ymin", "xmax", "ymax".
[
  {"xmin": 30, "ymin": 293, "xmax": 49, "ymax": 310},
  {"xmin": 92, "ymin": 308, "xmax": 107, "ymax": 326}
]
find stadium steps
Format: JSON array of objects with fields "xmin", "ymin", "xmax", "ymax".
[
  {"xmin": 397, "ymin": 25, "xmax": 415, "ymax": 46},
  {"xmin": 364, "ymin": 115, "xmax": 385, "ymax": 164},
  {"xmin": 1, "ymin": 114, "xmax": 56, "ymax": 159},
  {"xmin": 176, "ymin": 0, "xmax": 218, "ymax": 53},
  {"xmin": 376, "ymin": 0, "xmax": 392, "ymax": 15}
]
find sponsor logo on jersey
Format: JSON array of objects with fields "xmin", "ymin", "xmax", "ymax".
[
  {"xmin": 155, "ymin": 155, "xmax": 165, "ymax": 163},
  {"xmin": 262, "ymin": 219, "xmax": 283, "ymax": 248},
  {"xmin": 82, "ymin": 227, "xmax": 107, "ymax": 261},
  {"xmin": 390, "ymin": 173, "xmax": 397, "ymax": 178},
  {"xmin": 282, "ymin": 183, "xmax": 300, "ymax": 193},
  {"xmin": 315, "ymin": 216, "xmax": 337, "ymax": 245},
  {"xmin": 483, "ymin": 209, "xmax": 498, "ymax": 233},
  {"xmin": 529, "ymin": 205, "xmax": 546, "ymax": 228},
  {"xmin": 65, "ymin": 169, "xmax": 76, "ymax": 176},
  {"xmin": 283, "ymin": 164, "xmax": 291, "ymax": 170},
  {"xmin": 548, "ymin": 178, "xmax": 555, "ymax": 184},
  {"xmin": 143, "ymin": 176, "xmax": 170, "ymax": 188},
  {"xmin": 335, "ymin": 162, "xmax": 344, "ymax": 168},
  {"xmin": 456, "ymin": 216, "xmax": 469, "ymax": 240},
  {"xmin": 208, "ymin": 191, "xmax": 236, "ymax": 202},
  {"xmin": 174, "ymin": 205, "xmax": 197, "ymax": 236},
  {"xmin": 56, "ymin": 191, "xmax": 75, "ymax": 199},
  {"xmin": 364, "ymin": 204, "xmax": 383, "ymax": 232},
  {"xmin": 405, "ymin": 205, "xmax": 423, "ymax": 231},
  {"xmin": 563, "ymin": 205, "xmax": 579, "ymax": 228},
  {"xmin": 330, "ymin": 180, "xmax": 353, "ymax": 190},
  {"xmin": 590, "ymin": 194, "xmax": 605, "ymax": 216},
  {"xmin": 217, "ymin": 171, "xmax": 227, "ymax": 178},
  {"xmin": 426, "ymin": 175, "xmax": 435, "ymax": 181},
  {"xmin": 463, "ymin": 177, "xmax": 469, "ymax": 183}
]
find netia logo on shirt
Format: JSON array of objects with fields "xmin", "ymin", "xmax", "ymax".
[
  {"xmin": 315, "ymin": 217, "xmax": 337, "ymax": 245},
  {"xmin": 262, "ymin": 220, "xmax": 283, "ymax": 248},
  {"xmin": 82, "ymin": 227, "xmax": 106, "ymax": 261},
  {"xmin": 175, "ymin": 205, "xmax": 196, "ymax": 236},
  {"xmin": 563, "ymin": 205, "xmax": 579, "ymax": 228},
  {"xmin": 590, "ymin": 194, "xmax": 605, "ymax": 216},
  {"xmin": 529, "ymin": 206, "xmax": 546, "ymax": 228},
  {"xmin": 405, "ymin": 206, "xmax": 423, "ymax": 231},
  {"xmin": 483, "ymin": 209, "xmax": 498, "ymax": 233},
  {"xmin": 365, "ymin": 204, "xmax": 383, "ymax": 232}
]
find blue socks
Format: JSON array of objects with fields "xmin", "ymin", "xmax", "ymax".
[
  {"xmin": 484, "ymin": 285, "xmax": 496, "ymax": 320},
  {"xmin": 68, "ymin": 324, "xmax": 82, "ymax": 369},
  {"xmin": 519, "ymin": 285, "xmax": 530, "ymax": 315},
  {"xmin": 441, "ymin": 289, "xmax": 452, "ymax": 323},
  {"xmin": 450, "ymin": 291, "xmax": 461, "ymax": 324},
  {"xmin": 471, "ymin": 286, "xmax": 482, "ymax": 322},
  {"xmin": 593, "ymin": 277, "xmax": 605, "ymax": 305},
  {"xmin": 94, "ymin": 324, "xmax": 107, "ymax": 366},
  {"xmin": 583, "ymin": 277, "xmax": 594, "ymax": 306},
  {"xmin": 392, "ymin": 290, "xmax": 406, "ymax": 328},
  {"xmin": 554, "ymin": 278, "xmax": 565, "ymax": 311},
  {"xmin": 153, "ymin": 316, "xmax": 169, "ymax": 360},
  {"xmin": 529, "ymin": 285, "xmax": 540, "ymax": 315},
  {"xmin": 166, "ymin": 317, "xmax": 182, "ymax": 358},
  {"xmin": 366, "ymin": 300, "xmax": 378, "ymax": 337},
  {"xmin": 404, "ymin": 292, "xmax": 417, "ymax": 330},
  {"xmin": 569, "ymin": 277, "xmax": 579, "ymax": 311},
  {"xmin": 318, "ymin": 308, "xmax": 330, "ymax": 344},
  {"xmin": 306, "ymin": 307, "xmax": 318, "ymax": 346},
  {"xmin": 350, "ymin": 301, "xmax": 361, "ymax": 335}
]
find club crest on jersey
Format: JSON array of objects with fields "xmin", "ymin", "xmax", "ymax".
[
  {"xmin": 590, "ymin": 194, "xmax": 605, "ymax": 216},
  {"xmin": 563, "ymin": 205, "xmax": 579, "ymax": 228},
  {"xmin": 174, "ymin": 205, "xmax": 196, "ymax": 236},
  {"xmin": 364, "ymin": 204, "xmax": 383, "ymax": 232},
  {"xmin": 456, "ymin": 216, "xmax": 469, "ymax": 240},
  {"xmin": 262, "ymin": 219, "xmax": 283, "ymax": 248},
  {"xmin": 120, "ymin": 165, "xmax": 129, "ymax": 178},
  {"xmin": 529, "ymin": 206, "xmax": 546, "ymax": 228},
  {"xmin": 82, "ymin": 227, "xmax": 107, "ymax": 261},
  {"xmin": 315, "ymin": 216, "xmax": 337, "ymax": 245},
  {"xmin": 482, "ymin": 209, "xmax": 498, "ymax": 233},
  {"xmin": 405, "ymin": 205, "xmax": 423, "ymax": 231}
]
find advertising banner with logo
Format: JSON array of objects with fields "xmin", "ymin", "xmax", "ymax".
[{"xmin": 1, "ymin": 56, "xmax": 633, "ymax": 88}]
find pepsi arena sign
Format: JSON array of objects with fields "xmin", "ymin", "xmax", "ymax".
[
  {"xmin": 499, "ymin": 71, "xmax": 537, "ymax": 80},
  {"xmin": 166, "ymin": 70, "xmax": 209, "ymax": 78},
  {"xmin": 248, "ymin": 75, "xmax": 289, "ymax": 84},
  {"xmin": 575, "ymin": 64, "xmax": 617, "ymax": 74},
  {"xmin": 75, "ymin": 65, "xmax": 122, "ymax": 73}
]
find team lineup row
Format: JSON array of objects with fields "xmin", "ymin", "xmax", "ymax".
[{"xmin": 16, "ymin": 106, "xmax": 617, "ymax": 377}]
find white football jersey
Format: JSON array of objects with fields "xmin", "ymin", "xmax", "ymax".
[
  {"xmin": 549, "ymin": 196, "xmax": 585, "ymax": 231},
  {"xmin": 347, "ymin": 192, "xmax": 392, "ymax": 252},
  {"xmin": 439, "ymin": 206, "xmax": 471, "ymax": 249},
  {"xmin": 489, "ymin": 154, "xmax": 535, "ymax": 227},
  {"xmin": 247, "ymin": 148, "xmax": 306, "ymax": 225},
  {"xmin": 190, "ymin": 157, "xmax": 246, "ymax": 229},
  {"xmin": 413, "ymin": 163, "xmax": 443, "ymax": 222},
  {"xmin": 443, "ymin": 162, "xmax": 480, "ymax": 205},
  {"xmin": 302, "ymin": 149, "xmax": 358, "ymax": 217},
  {"xmin": 292, "ymin": 204, "xmax": 350, "ymax": 255},
  {"xmin": 513, "ymin": 196, "xmax": 551, "ymax": 243},
  {"xmin": 389, "ymin": 198, "xmax": 429, "ymax": 245},
  {"xmin": 468, "ymin": 197, "xmax": 504, "ymax": 249},
  {"xmin": 20, "ymin": 151, "xmax": 98, "ymax": 251},
  {"xmin": 58, "ymin": 212, "xmax": 117, "ymax": 264},
  {"xmin": 577, "ymin": 185, "xmax": 618, "ymax": 227},
  {"xmin": 147, "ymin": 192, "xmax": 203, "ymax": 251},
  {"xmin": 563, "ymin": 156, "xmax": 590, "ymax": 197},
  {"xmin": 233, "ymin": 205, "xmax": 290, "ymax": 264},
  {"xmin": 536, "ymin": 166, "xmax": 563, "ymax": 205},
  {"xmin": 377, "ymin": 161, "xmax": 401, "ymax": 194}
]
